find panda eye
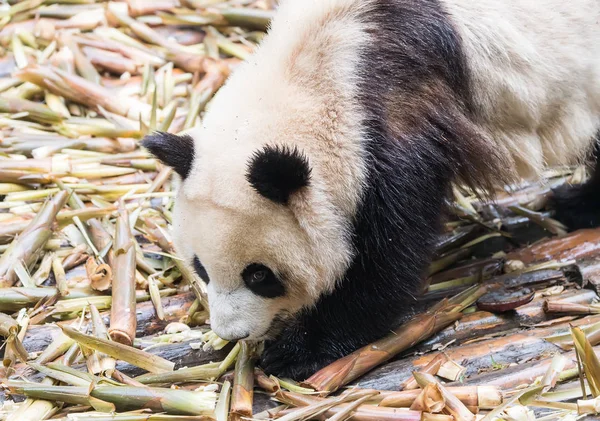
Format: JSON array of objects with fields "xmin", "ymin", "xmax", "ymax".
[
  {"xmin": 251, "ymin": 270, "xmax": 267, "ymax": 283},
  {"xmin": 192, "ymin": 255, "xmax": 209, "ymax": 284},
  {"xmin": 242, "ymin": 264, "xmax": 285, "ymax": 298}
]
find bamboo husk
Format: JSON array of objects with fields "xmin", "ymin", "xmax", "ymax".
[
  {"xmin": 215, "ymin": 380, "xmax": 231, "ymax": 421},
  {"xmin": 508, "ymin": 205, "xmax": 568, "ymax": 236},
  {"xmin": 61, "ymin": 244, "xmax": 88, "ymax": 270},
  {"xmin": 85, "ymin": 256, "xmax": 112, "ymax": 291},
  {"xmin": 108, "ymin": 205, "xmax": 137, "ymax": 346},
  {"xmin": 27, "ymin": 363, "xmax": 93, "ymax": 387},
  {"xmin": 409, "ymin": 383, "xmax": 445, "ymax": 413},
  {"xmin": 0, "ymin": 190, "xmax": 69, "ymax": 287},
  {"xmin": 400, "ymin": 353, "xmax": 448, "ymax": 390},
  {"xmin": 88, "ymin": 303, "xmax": 116, "ymax": 375},
  {"xmin": 0, "ymin": 311, "xmax": 18, "ymax": 337},
  {"xmin": 255, "ymin": 368, "xmax": 281, "ymax": 393},
  {"xmin": 16, "ymin": 65, "xmax": 150, "ymax": 120},
  {"xmin": 413, "ymin": 372, "xmax": 475, "ymax": 421}
]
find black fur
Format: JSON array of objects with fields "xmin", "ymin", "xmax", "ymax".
[
  {"xmin": 242, "ymin": 264, "xmax": 286, "ymax": 298},
  {"xmin": 260, "ymin": 0, "xmax": 507, "ymax": 379},
  {"xmin": 552, "ymin": 141, "xmax": 600, "ymax": 230},
  {"xmin": 246, "ymin": 145, "xmax": 311, "ymax": 204},
  {"xmin": 141, "ymin": 131, "xmax": 195, "ymax": 179},
  {"xmin": 192, "ymin": 255, "xmax": 210, "ymax": 284}
]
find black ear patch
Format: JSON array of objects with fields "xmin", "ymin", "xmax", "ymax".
[
  {"xmin": 141, "ymin": 131, "xmax": 195, "ymax": 179},
  {"xmin": 246, "ymin": 145, "xmax": 311, "ymax": 204}
]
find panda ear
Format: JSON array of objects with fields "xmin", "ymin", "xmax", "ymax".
[
  {"xmin": 141, "ymin": 131, "xmax": 195, "ymax": 179},
  {"xmin": 246, "ymin": 145, "xmax": 312, "ymax": 204}
]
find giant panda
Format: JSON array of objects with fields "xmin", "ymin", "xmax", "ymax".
[{"xmin": 143, "ymin": 0, "xmax": 600, "ymax": 379}]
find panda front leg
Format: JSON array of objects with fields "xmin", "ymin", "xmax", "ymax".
[
  {"xmin": 258, "ymin": 266, "xmax": 422, "ymax": 380},
  {"xmin": 259, "ymin": 319, "xmax": 332, "ymax": 380},
  {"xmin": 552, "ymin": 141, "xmax": 600, "ymax": 230}
]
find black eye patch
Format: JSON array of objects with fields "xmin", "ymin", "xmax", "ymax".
[
  {"xmin": 242, "ymin": 263, "xmax": 285, "ymax": 298},
  {"xmin": 192, "ymin": 255, "xmax": 209, "ymax": 284}
]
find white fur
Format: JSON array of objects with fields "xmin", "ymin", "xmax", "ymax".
[
  {"xmin": 172, "ymin": 0, "xmax": 600, "ymax": 340},
  {"xmin": 443, "ymin": 0, "xmax": 600, "ymax": 180},
  {"xmin": 173, "ymin": 0, "xmax": 370, "ymax": 340}
]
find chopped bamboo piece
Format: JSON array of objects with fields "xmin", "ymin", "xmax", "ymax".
[
  {"xmin": 51, "ymin": 257, "xmax": 68, "ymax": 297},
  {"xmin": 544, "ymin": 300, "xmax": 600, "ymax": 315},
  {"xmin": 230, "ymin": 341, "xmax": 257, "ymax": 420},
  {"xmin": 437, "ymin": 359, "xmax": 466, "ymax": 382},
  {"xmin": 108, "ymin": 204, "xmax": 137, "ymax": 346}
]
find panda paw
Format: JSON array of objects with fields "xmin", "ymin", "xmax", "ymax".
[
  {"xmin": 258, "ymin": 331, "xmax": 337, "ymax": 381},
  {"xmin": 551, "ymin": 183, "xmax": 600, "ymax": 231}
]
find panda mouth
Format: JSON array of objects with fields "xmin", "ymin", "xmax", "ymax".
[{"xmin": 252, "ymin": 311, "xmax": 293, "ymax": 341}]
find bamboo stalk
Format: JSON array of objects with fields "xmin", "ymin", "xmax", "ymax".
[
  {"xmin": 51, "ymin": 257, "xmax": 68, "ymax": 296},
  {"xmin": 60, "ymin": 326, "xmax": 175, "ymax": 373},
  {"xmin": 108, "ymin": 204, "xmax": 137, "ymax": 346},
  {"xmin": 544, "ymin": 300, "xmax": 600, "ymax": 315},
  {"xmin": 379, "ymin": 386, "xmax": 503, "ymax": 410},
  {"xmin": 7, "ymin": 383, "xmax": 217, "ymax": 416},
  {"xmin": 275, "ymin": 391, "xmax": 422, "ymax": 421},
  {"xmin": 35, "ymin": 321, "xmax": 78, "ymax": 365},
  {"xmin": 230, "ymin": 341, "xmax": 257, "ymax": 420},
  {"xmin": 303, "ymin": 303, "xmax": 465, "ymax": 394},
  {"xmin": 0, "ymin": 96, "xmax": 63, "ymax": 124},
  {"xmin": 133, "ymin": 362, "xmax": 222, "ymax": 384},
  {"xmin": 0, "ymin": 190, "xmax": 70, "ymax": 287}
]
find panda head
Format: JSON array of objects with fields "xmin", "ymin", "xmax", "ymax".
[
  {"xmin": 143, "ymin": 126, "xmax": 355, "ymax": 340},
  {"xmin": 141, "ymin": 66, "xmax": 364, "ymax": 341}
]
